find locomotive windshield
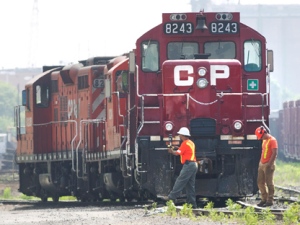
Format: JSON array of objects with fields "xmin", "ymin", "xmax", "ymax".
[
  {"xmin": 167, "ymin": 42, "xmax": 199, "ymax": 59},
  {"xmin": 204, "ymin": 41, "xmax": 235, "ymax": 59}
]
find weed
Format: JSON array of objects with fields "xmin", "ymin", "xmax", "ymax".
[
  {"xmin": 144, "ymin": 201, "xmax": 158, "ymax": 212},
  {"xmin": 59, "ymin": 196, "xmax": 76, "ymax": 201},
  {"xmin": 152, "ymin": 201, "xmax": 157, "ymax": 209},
  {"xmin": 165, "ymin": 200, "xmax": 177, "ymax": 217},
  {"xmin": 243, "ymin": 206, "xmax": 258, "ymax": 225},
  {"xmin": 259, "ymin": 207, "xmax": 276, "ymax": 225},
  {"xmin": 20, "ymin": 194, "xmax": 37, "ymax": 200},
  {"xmin": 180, "ymin": 203, "xmax": 195, "ymax": 219},
  {"xmin": 204, "ymin": 201, "xmax": 228, "ymax": 222},
  {"xmin": 2, "ymin": 187, "xmax": 12, "ymax": 199},
  {"xmin": 226, "ymin": 198, "xmax": 243, "ymax": 219},
  {"xmin": 283, "ymin": 202, "xmax": 300, "ymax": 225}
]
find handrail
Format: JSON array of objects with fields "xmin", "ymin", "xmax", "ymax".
[
  {"xmin": 112, "ymin": 91, "xmax": 125, "ymax": 119},
  {"xmin": 217, "ymin": 92, "xmax": 270, "ymax": 132},
  {"xmin": 75, "ymin": 119, "xmax": 104, "ymax": 179}
]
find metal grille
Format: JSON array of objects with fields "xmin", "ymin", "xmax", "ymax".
[{"xmin": 190, "ymin": 118, "xmax": 216, "ymax": 136}]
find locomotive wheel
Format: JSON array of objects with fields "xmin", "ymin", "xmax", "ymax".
[
  {"xmin": 118, "ymin": 197, "xmax": 126, "ymax": 202},
  {"xmin": 52, "ymin": 195, "xmax": 59, "ymax": 202},
  {"xmin": 125, "ymin": 197, "xmax": 133, "ymax": 202},
  {"xmin": 41, "ymin": 196, "xmax": 48, "ymax": 202},
  {"xmin": 40, "ymin": 189, "xmax": 48, "ymax": 202}
]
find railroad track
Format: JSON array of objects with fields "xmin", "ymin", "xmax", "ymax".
[
  {"xmin": 157, "ymin": 200, "xmax": 286, "ymax": 221},
  {"xmin": 142, "ymin": 202, "xmax": 286, "ymax": 220},
  {"xmin": 0, "ymin": 198, "xmax": 151, "ymax": 209},
  {"xmin": 275, "ymin": 185, "xmax": 300, "ymax": 197},
  {"xmin": 235, "ymin": 200, "xmax": 285, "ymax": 220}
]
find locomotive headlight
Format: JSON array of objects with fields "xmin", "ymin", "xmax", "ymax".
[
  {"xmin": 196, "ymin": 78, "xmax": 208, "ymax": 88},
  {"xmin": 233, "ymin": 120, "xmax": 243, "ymax": 131},
  {"xmin": 198, "ymin": 67, "xmax": 207, "ymax": 76},
  {"xmin": 164, "ymin": 122, "xmax": 174, "ymax": 131},
  {"xmin": 170, "ymin": 13, "xmax": 187, "ymax": 21}
]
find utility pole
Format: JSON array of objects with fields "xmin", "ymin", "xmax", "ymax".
[{"xmin": 28, "ymin": 0, "xmax": 39, "ymax": 68}]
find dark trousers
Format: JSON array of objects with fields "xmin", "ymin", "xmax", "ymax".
[
  {"xmin": 168, "ymin": 161, "xmax": 198, "ymax": 207},
  {"xmin": 257, "ymin": 162, "xmax": 275, "ymax": 203}
]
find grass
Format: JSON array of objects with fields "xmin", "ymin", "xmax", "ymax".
[
  {"xmin": 274, "ymin": 159, "xmax": 300, "ymax": 187},
  {"xmin": 2, "ymin": 187, "xmax": 12, "ymax": 199},
  {"xmin": 0, "ymin": 185, "xmax": 77, "ymax": 201}
]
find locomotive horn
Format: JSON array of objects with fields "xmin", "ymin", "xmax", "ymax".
[{"xmin": 195, "ymin": 15, "xmax": 208, "ymax": 30}]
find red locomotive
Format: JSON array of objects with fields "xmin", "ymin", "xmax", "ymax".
[{"xmin": 14, "ymin": 11, "xmax": 274, "ymax": 202}]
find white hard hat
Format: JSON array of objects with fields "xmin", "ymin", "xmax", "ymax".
[{"xmin": 177, "ymin": 127, "xmax": 191, "ymax": 136}]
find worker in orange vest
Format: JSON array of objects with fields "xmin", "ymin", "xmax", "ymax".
[
  {"xmin": 165, "ymin": 127, "xmax": 198, "ymax": 209},
  {"xmin": 255, "ymin": 126, "xmax": 278, "ymax": 207}
]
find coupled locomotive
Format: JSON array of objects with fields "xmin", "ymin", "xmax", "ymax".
[{"xmin": 14, "ymin": 11, "xmax": 274, "ymax": 202}]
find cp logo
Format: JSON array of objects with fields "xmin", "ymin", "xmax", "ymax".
[{"xmin": 174, "ymin": 65, "xmax": 229, "ymax": 86}]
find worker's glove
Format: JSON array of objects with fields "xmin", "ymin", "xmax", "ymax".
[{"xmin": 167, "ymin": 145, "xmax": 178, "ymax": 150}]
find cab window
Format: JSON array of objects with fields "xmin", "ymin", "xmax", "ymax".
[
  {"xmin": 204, "ymin": 41, "xmax": 235, "ymax": 59},
  {"xmin": 244, "ymin": 40, "xmax": 262, "ymax": 72},
  {"xmin": 168, "ymin": 42, "xmax": 199, "ymax": 59},
  {"xmin": 35, "ymin": 84, "xmax": 49, "ymax": 107},
  {"xmin": 141, "ymin": 41, "xmax": 159, "ymax": 72}
]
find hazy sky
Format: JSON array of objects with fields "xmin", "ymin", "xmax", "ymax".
[
  {"xmin": 0, "ymin": 0, "xmax": 190, "ymax": 69},
  {"xmin": 0, "ymin": 0, "xmax": 299, "ymax": 69}
]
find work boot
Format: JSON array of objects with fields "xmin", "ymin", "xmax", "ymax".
[
  {"xmin": 257, "ymin": 201, "xmax": 266, "ymax": 207},
  {"xmin": 264, "ymin": 202, "xmax": 273, "ymax": 207},
  {"xmin": 158, "ymin": 196, "xmax": 176, "ymax": 203},
  {"xmin": 159, "ymin": 196, "xmax": 169, "ymax": 201}
]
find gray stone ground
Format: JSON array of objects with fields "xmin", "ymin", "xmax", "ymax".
[
  {"xmin": 0, "ymin": 203, "xmax": 225, "ymax": 225},
  {"xmin": 0, "ymin": 180, "xmax": 220, "ymax": 225}
]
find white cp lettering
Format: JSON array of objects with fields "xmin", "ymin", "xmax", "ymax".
[
  {"xmin": 68, "ymin": 99, "xmax": 78, "ymax": 119},
  {"xmin": 174, "ymin": 65, "xmax": 194, "ymax": 86},
  {"xmin": 210, "ymin": 65, "xmax": 229, "ymax": 86}
]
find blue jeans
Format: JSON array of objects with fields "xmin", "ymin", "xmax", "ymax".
[{"xmin": 168, "ymin": 161, "xmax": 198, "ymax": 207}]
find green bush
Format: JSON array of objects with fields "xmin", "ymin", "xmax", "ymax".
[
  {"xmin": 2, "ymin": 187, "xmax": 12, "ymax": 199},
  {"xmin": 283, "ymin": 202, "xmax": 300, "ymax": 225}
]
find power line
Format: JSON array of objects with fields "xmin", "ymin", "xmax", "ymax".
[{"xmin": 28, "ymin": 0, "xmax": 39, "ymax": 68}]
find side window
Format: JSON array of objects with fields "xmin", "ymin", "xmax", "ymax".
[
  {"xmin": 27, "ymin": 89, "xmax": 30, "ymax": 110},
  {"xmin": 116, "ymin": 70, "xmax": 128, "ymax": 98},
  {"xmin": 51, "ymin": 80, "xmax": 58, "ymax": 93},
  {"xmin": 244, "ymin": 40, "xmax": 262, "ymax": 72},
  {"xmin": 142, "ymin": 41, "xmax": 159, "ymax": 72},
  {"xmin": 35, "ymin": 84, "xmax": 49, "ymax": 107},
  {"xmin": 78, "ymin": 75, "xmax": 89, "ymax": 90},
  {"xmin": 168, "ymin": 42, "xmax": 199, "ymax": 59},
  {"xmin": 204, "ymin": 41, "xmax": 235, "ymax": 59},
  {"xmin": 22, "ymin": 89, "xmax": 30, "ymax": 110}
]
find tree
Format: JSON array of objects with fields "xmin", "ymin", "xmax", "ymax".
[{"xmin": 0, "ymin": 81, "xmax": 18, "ymax": 132}]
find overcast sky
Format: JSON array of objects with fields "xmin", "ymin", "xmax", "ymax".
[{"xmin": 0, "ymin": 0, "xmax": 299, "ymax": 69}]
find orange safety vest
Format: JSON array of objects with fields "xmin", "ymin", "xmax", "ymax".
[
  {"xmin": 177, "ymin": 139, "xmax": 196, "ymax": 164},
  {"xmin": 260, "ymin": 136, "xmax": 278, "ymax": 163}
]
